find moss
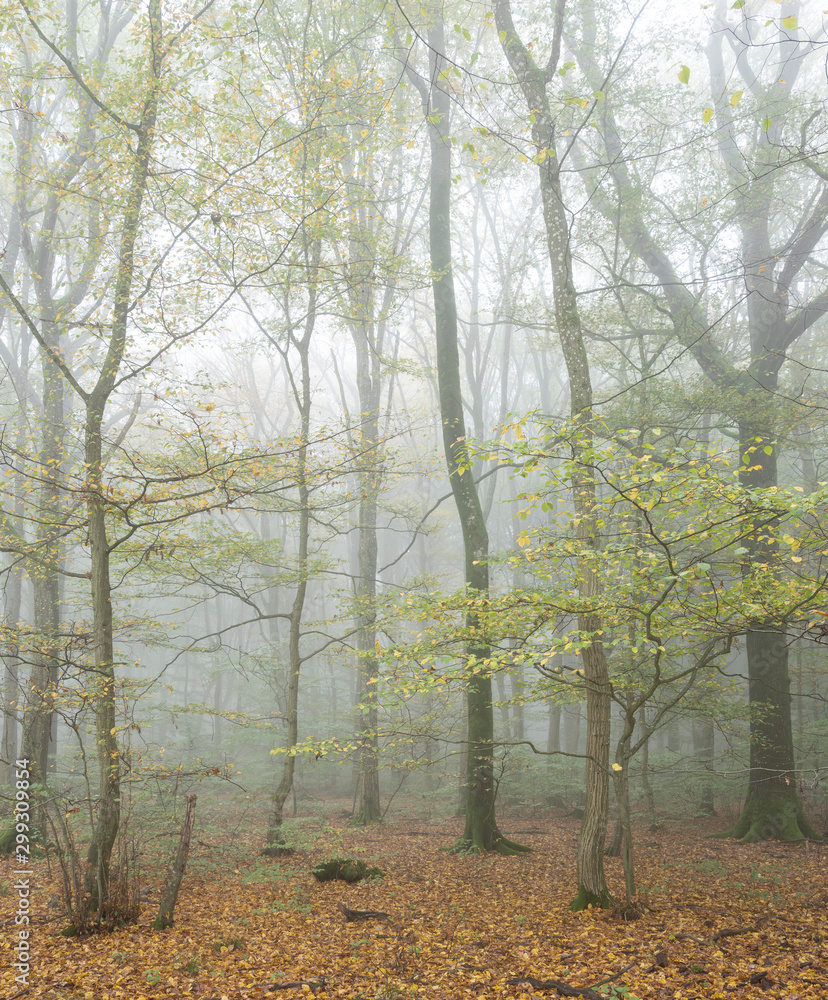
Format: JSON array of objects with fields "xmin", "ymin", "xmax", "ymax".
[
  {"xmin": 493, "ymin": 836, "xmax": 532, "ymax": 856},
  {"xmin": 312, "ymin": 858, "xmax": 385, "ymax": 883},
  {"xmin": 712, "ymin": 789, "xmax": 822, "ymax": 843},
  {"xmin": 569, "ymin": 885, "xmax": 614, "ymax": 912},
  {"xmin": 0, "ymin": 823, "xmax": 45, "ymax": 857}
]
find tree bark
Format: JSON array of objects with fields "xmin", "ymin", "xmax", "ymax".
[
  {"xmin": 82, "ymin": 0, "xmax": 163, "ymax": 908},
  {"xmin": 267, "ymin": 242, "xmax": 318, "ymax": 846},
  {"xmin": 153, "ymin": 794, "xmax": 197, "ymax": 930},
  {"xmin": 568, "ymin": 0, "xmax": 826, "ymax": 842},
  {"xmin": 495, "ymin": 0, "xmax": 612, "ymax": 905},
  {"xmin": 403, "ymin": 12, "xmax": 525, "ymax": 853},
  {"xmin": 692, "ymin": 717, "xmax": 715, "ymax": 817}
]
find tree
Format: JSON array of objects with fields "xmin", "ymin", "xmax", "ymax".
[
  {"xmin": 568, "ymin": 0, "xmax": 828, "ymax": 841},
  {"xmin": 1, "ymin": 0, "xmax": 167, "ymax": 906},
  {"xmin": 401, "ymin": 5, "xmax": 527, "ymax": 854},
  {"xmin": 494, "ymin": 0, "xmax": 612, "ymax": 905}
]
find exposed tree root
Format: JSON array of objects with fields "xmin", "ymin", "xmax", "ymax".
[
  {"xmin": 448, "ymin": 834, "xmax": 531, "ymax": 856},
  {"xmin": 711, "ymin": 790, "xmax": 822, "ymax": 843}
]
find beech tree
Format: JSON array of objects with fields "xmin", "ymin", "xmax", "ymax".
[
  {"xmin": 567, "ymin": 0, "xmax": 827, "ymax": 841},
  {"xmin": 400, "ymin": 6, "xmax": 529, "ymax": 854},
  {"xmin": 494, "ymin": 0, "xmax": 613, "ymax": 905}
]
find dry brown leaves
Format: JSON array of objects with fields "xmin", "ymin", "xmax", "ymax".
[{"xmin": 2, "ymin": 807, "xmax": 826, "ymax": 1000}]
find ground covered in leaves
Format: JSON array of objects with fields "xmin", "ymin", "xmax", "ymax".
[{"xmin": 2, "ymin": 805, "xmax": 827, "ymax": 1000}]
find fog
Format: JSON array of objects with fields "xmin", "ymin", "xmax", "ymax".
[{"xmin": 1, "ymin": 0, "xmax": 826, "ymax": 921}]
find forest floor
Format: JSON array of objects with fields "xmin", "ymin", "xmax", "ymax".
[{"xmin": 1, "ymin": 802, "xmax": 827, "ymax": 1000}]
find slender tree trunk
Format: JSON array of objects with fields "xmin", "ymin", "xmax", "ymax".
[
  {"xmin": 82, "ymin": 0, "xmax": 163, "ymax": 908},
  {"xmin": 692, "ymin": 717, "xmax": 715, "ymax": 817},
  {"xmin": 639, "ymin": 707, "xmax": 657, "ymax": 829},
  {"xmin": 267, "ymin": 242, "xmax": 318, "ymax": 846},
  {"xmin": 496, "ymin": 0, "xmax": 612, "ymax": 905},
  {"xmin": 2, "ymin": 564, "xmax": 24, "ymax": 785},
  {"xmin": 153, "ymin": 794, "xmax": 196, "ymax": 930},
  {"xmin": 404, "ymin": 14, "xmax": 525, "ymax": 854},
  {"xmin": 349, "ymin": 227, "xmax": 382, "ymax": 826},
  {"xmin": 546, "ymin": 702, "xmax": 561, "ymax": 763}
]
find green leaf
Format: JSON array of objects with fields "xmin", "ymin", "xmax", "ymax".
[
  {"xmin": 730, "ymin": 90, "xmax": 743, "ymax": 107},
  {"xmin": 763, "ymin": 445, "xmax": 773, "ymax": 455},
  {"xmin": 678, "ymin": 65, "xmax": 690, "ymax": 84},
  {"xmin": 702, "ymin": 107, "xmax": 714, "ymax": 123},
  {"xmin": 782, "ymin": 15, "xmax": 797, "ymax": 29},
  {"xmin": 731, "ymin": 0, "xmax": 745, "ymax": 7},
  {"xmin": 593, "ymin": 89, "xmax": 605, "ymax": 99},
  {"xmin": 499, "ymin": 30, "xmax": 507, "ymax": 42},
  {"xmin": 762, "ymin": 117, "xmax": 772, "ymax": 132}
]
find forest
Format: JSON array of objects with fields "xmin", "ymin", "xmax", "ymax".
[{"xmin": 0, "ymin": 0, "xmax": 827, "ymax": 997}]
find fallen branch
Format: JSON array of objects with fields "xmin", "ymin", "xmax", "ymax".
[
  {"xmin": 504, "ymin": 976, "xmax": 606, "ymax": 999},
  {"xmin": 712, "ymin": 925, "xmax": 759, "ymax": 942},
  {"xmin": 266, "ymin": 980, "xmax": 327, "ymax": 993},
  {"xmin": 506, "ymin": 960, "xmax": 636, "ymax": 998},
  {"xmin": 337, "ymin": 901, "xmax": 390, "ymax": 922}
]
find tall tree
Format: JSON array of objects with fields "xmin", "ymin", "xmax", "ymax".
[
  {"xmin": 494, "ymin": 0, "xmax": 612, "ymax": 905},
  {"xmin": 402, "ymin": 7, "xmax": 528, "ymax": 854},
  {"xmin": 569, "ymin": 0, "xmax": 827, "ymax": 841}
]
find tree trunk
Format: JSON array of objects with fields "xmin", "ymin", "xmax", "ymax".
[
  {"xmin": 546, "ymin": 702, "xmax": 561, "ymax": 763},
  {"xmin": 495, "ymin": 0, "xmax": 612, "ymax": 905},
  {"xmin": 692, "ymin": 717, "xmax": 715, "ymax": 817},
  {"xmin": 153, "ymin": 794, "xmax": 197, "ymax": 930},
  {"xmin": 82, "ymin": 0, "xmax": 163, "ymax": 907},
  {"xmin": 638, "ymin": 707, "xmax": 657, "ymax": 830},
  {"xmin": 404, "ymin": 14, "xmax": 525, "ymax": 854},
  {"xmin": 349, "ymin": 226, "xmax": 383, "ymax": 827},
  {"xmin": 1, "ymin": 564, "xmax": 24, "ymax": 785},
  {"xmin": 267, "ymin": 243, "xmax": 318, "ymax": 847}
]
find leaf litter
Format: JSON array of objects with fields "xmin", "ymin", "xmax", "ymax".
[{"xmin": 2, "ymin": 808, "xmax": 826, "ymax": 1000}]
